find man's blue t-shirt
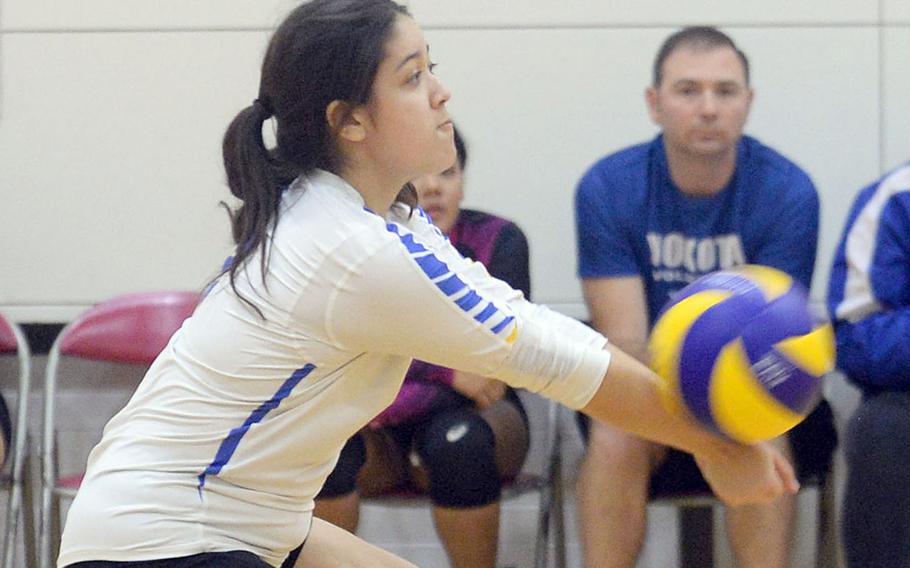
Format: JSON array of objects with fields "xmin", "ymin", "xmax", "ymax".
[{"xmin": 576, "ymin": 134, "xmax": 819, "ymax": 325}]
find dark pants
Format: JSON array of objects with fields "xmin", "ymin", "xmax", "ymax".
[
  {"xmin": 65, "ymin": 543, "xmax": 303, "ymax": 568},
  {"xmin": 842, "ymin": 391, "xmax": 910, "ymax": 568},
  {"xmin": 65, "ymin": 551, "xmax": 270, "ymax": 568}
]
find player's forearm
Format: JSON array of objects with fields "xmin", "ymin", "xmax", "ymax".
[
  {"xmin": 580, "ymin": 343, "xmax": 733, "ymax": 459},
  {"xmin": 601, "ymin": 332, "xmax": 650, "ymax": 367}
]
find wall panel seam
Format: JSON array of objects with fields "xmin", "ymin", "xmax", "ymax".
[
  {"xmin": 878, "ymin": 0, "xmax": 886, "ymax": 174},
  {"xmin": 4, "ymin": 22, "xmax": 910, "ymax": 35}
]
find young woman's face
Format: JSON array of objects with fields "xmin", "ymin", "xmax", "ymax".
[
  {"xmin": 360, "ymin": 16, "xmax": 455, "ymax": 182},
  {"xmin": 413, "ymin": 159, "xmax": 464, "ymax": 234}
]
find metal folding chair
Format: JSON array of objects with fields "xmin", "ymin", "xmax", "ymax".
[
  {"xmin": 39, "ymin": 291, "xmax": 199, "ymax": 567},
  {"xmin": 0, "ymin": 313, "xmax": 36, "ymax": 568}
]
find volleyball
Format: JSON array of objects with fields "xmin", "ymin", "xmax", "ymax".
[{"xmin": 648, "ymin": 265, "xmax": 835, "ymax": 444}]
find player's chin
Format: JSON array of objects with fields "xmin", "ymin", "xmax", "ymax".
[{"xmin": 429, "ymin": 139, "xmax": 456, "ymax": 171}]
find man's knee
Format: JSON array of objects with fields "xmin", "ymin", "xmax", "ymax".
[{"xmin": 585, "ymin": 419, "xmax": 665, "ymax": 472}]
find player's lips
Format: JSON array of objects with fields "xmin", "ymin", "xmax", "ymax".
[{"xmin": 438, "ymin": 119, "xmax": 453, "ymax": 131}]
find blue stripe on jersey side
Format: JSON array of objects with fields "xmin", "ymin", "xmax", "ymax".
[
  {"xmin": 475, "ymin": 303, "xmax": 499, "ymax": 323},
  {"xmin": 197, "ymin": 363, "xmax": 316, "ymax": 493},
  {"xmin": 491, "ymin": 315, "xmax": 515, "ymax": 334}
]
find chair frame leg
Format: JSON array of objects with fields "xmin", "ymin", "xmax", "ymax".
[
  {"xmin": 23, "ymin": 449, "xmax": 37, "ymax": 568},
  {"xmin": 3, "ymin": 433, "xmax": 34, "ymax": 568},
  {"xmin": 679, "ymin": 505, "xmax": 714, "ymax": 568},
  {"xmin": 551, "ymin": 443, "xmax": 566, "ymax": 568},
  {"xmin": 533, "ymin": 401, "xmax": 566, "ymax": 568},
  {"xmin": 39, "ymin": 431, "xmax": 60, "ymax": 568},
  {"xmin": 816, "ymin": 479, "xmax": 840, "ymax": 568},
  {"xmin": 22, "ymin": 450, "xmax": 38, "ymax": 568},
  {"xmin": 2, "ymin": 471, "xmax": 21, "ymax": 568},
  {"xmin": 534, "ymin": 481, "xmax": 551, "ymax": 568}
]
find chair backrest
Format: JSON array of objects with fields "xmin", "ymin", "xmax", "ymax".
[
  {"xmin": 0, "ymin": 313, "xmax": 31, "ymax": 443},
  {"xmin": 56, "ymin": 290, "xmax": 200, "ymax": 364},
  {"xmin": 0, "ymin": 318, "xmax": 21, "ymax": 355},
  {"xmin": 43, "ymin": 290, "xmax": 200, "ymax": 470},
  {"xmin": 40, "ymin": 291, "xmax": 199, "ymax": 568}
]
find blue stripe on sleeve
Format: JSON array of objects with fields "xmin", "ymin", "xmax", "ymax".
[
  {"xmin": 437, "ymin": 274, "xmax": 467, "ymax": 296},
  {"xmin": 455, "ymin": 290, "xmax": 483, "ymax": 311},
  {"xmin": 387, "ymin": 222, "xmax": 514, "ymax": 338},
  {"xmin": 490, "ymin": 315, "xmax": 515, "ymax": 334},
  {"xmin": 398, "ymin": 232, "xmax": 427, "ymax": 254},
  {"xmin": 475, "ymin": 303, "xmax": 499, "ymax": 323},
  {"xmin": 416, "ymin": 254, "xmax": 450, "ymax": 279}
]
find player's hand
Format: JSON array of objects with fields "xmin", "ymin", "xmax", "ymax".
[
  {"xmin": 694, "ymin": 441, "xmax": 800, "ymax": 507},
  {"xmin": 451, "ymin": 371, "xmax": 506, "ymax": 410}
]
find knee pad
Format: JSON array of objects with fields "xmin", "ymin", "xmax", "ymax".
[
  {"xmin": 317, "ymin": 434, "xmax": 366, "ymax": 498},
  {"xmin": 415, "ymin": 409, "xmax": 501, "ymax": 508}
]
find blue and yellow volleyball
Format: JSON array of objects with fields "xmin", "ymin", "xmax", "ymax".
[{"xmin": 649, "ymin": 265, "xmax": 835, "ymax": 444}]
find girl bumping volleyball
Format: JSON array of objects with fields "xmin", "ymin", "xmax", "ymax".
[{"xmin": 57, "ymin": 1, "xmax": 798, "ymax": 567}]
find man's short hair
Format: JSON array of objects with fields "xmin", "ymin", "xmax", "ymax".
[{"xmin": 652, "ymin": 26, "xmax": 750, "ymax": 87}]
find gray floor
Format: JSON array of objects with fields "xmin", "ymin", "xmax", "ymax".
[{"xmin": 1, "ymin": 356, "xmax": 860, "ymax": 567}]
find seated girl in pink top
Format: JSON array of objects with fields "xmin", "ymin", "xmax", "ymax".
[{"xmin": 314, "ymin": 126, "xmax": 530, "ymax": 568}]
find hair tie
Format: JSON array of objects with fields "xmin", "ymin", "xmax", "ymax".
[{"xmin": 252, "ymin": 98, "xmax": 274, "ymax": 118}]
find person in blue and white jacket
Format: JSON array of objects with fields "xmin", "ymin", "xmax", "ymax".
[{"xmin": 827, "ymin": 162, "xmax": 910, "ymax": 568}]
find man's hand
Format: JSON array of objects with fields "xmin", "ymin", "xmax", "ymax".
[{"xmin": 451, "ymin": 371, "xmax": 507, "ymax": 409}]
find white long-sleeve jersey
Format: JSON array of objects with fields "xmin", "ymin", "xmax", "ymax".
[{"xmin": 58, "ymin": 170, "xmax": 610, "ymax": 567}]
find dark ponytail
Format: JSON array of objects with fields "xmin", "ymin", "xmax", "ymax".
[
  {"xmin": 218, "ymin": 98, "xmax": 292, "ymax": 313},
  {"xmin": 216, "ymin": 0, "xmax": 410, "ymax": 313}
]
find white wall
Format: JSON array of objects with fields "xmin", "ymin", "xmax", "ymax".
[{"xmin": 1, "ymin": 1, "xmax": 908, "ymax": 322}]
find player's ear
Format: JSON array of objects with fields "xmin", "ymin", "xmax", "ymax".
[{"xmin": 326, "ymin": 100, "xmax": 367, "ymax": 143}]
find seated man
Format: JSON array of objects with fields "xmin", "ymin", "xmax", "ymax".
[
  {"xmin": 314, "ymin": 126, "xmax": 531, "ymax": 568},
  {"xmin": 828, "ymin": 161, "xmax": 910, "ymax": 568},
  {"xmin": 573, "ymin": 26, "xmax": 836, "ymax": 568}
]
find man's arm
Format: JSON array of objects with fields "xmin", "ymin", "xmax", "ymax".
[
  {"xmin": 835, "ymin": 311, "xmax": 910, "ymax": 388},
  {"xmin": 582, "ymin": 275, "xmax": 650, "ymax": 364}
]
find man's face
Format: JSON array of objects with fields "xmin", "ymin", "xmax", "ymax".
[{"xmin": 647, "ymin": 45, "xmax": 753, "ymax": 159}]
